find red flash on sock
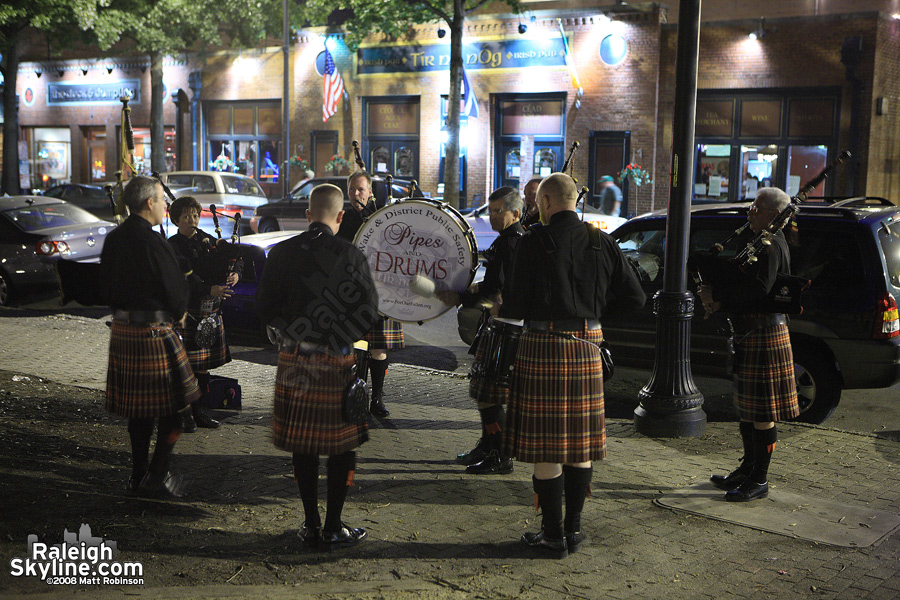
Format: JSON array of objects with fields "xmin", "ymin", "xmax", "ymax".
[
  {"xmin": 485, "ymin": 422, "xmax": 501, "ymax": 435},
  {"xmin": 346, "ymin": 470, "xmax": 356, "ymax": 487},
  {"xmin": 766, "ymin": 442, "xmax": 776, "ymax": 454},
  {"xmin": 167, "ymin": 431, "xmax": 181, "ymax": 444},
  {"xmin": 534, "ymin": 493, "xmax": 540, "ymax": 512}
]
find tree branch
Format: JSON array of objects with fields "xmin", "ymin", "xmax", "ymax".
[{"xmin": 413, "ymin": 0, "xmax": 451, "ymax": 24}]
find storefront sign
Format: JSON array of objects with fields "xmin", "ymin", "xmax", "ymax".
[
  {"xmin": 47, "ymin": 80, "xmax": 140, "ymax": 106},
  {"xmin": 357, "ymin": 38, "xmax": 567, "ymax": 75},
  {"xmin": 367, "ymin": 103, "xmax": 419, "ymax": 135},
  {"xmin": 788, "ymin": 98, "xmax": 835, "ymax": 137},
  {"xmin": 740, "ymin": 99, "xmax": 782, "ymax": 137},
  {"xmin": 500, "ymin": 100, "xmax": 564, "ymax": 136},
  {"xmin": 695, "ymin": 100, "xmax": 734, "ymax": 137}
]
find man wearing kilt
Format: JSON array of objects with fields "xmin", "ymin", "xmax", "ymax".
[
  {"xmin": 437, "ymin": 186, "xmax": 524, "ymax": 474},
  {"xmin": 699, "ymin": 187, "xmax": 800, "ymax": 502},
  {"xmin": 167, "ymin": 196, "xmax": 242, "ymax": 432},
  {"xmin": 100, "ymin": 176, "xmax": 202, "ymax": 498},
  {"xmin": 337, "ymin": 170, "xmax": 402, "ymax": 419},
  {"xmin": 501, "ymin": 173, "xmax": 645, "ymax": 557},
  {"xmin": 257, "ymin": 183, "xmax": 379, "ymax": 550}
]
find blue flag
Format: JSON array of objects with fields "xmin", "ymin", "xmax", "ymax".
[{"xmin": 462, "ymin": 67, "xmax": 479, "ymax": 118}]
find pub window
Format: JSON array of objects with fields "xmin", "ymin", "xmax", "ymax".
[
  {"xmin": 534, "ymin": 148, "xmax": 557, "ymax": 177},
  {"xmin": 506, "ymin": 149, "xmax": 521, "ymax": 179},
  {"xmin": 205, "ymin": 100, "xmax": 281, "ymax": 185},
  {"xmin": 395, "ymin": 147, "xmax": 414, "ymax": 178}
]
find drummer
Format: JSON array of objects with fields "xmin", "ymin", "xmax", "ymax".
[
  {"xmin": 337, "ymin": 170, "xmax": 403, "ymax": 419},
  {"xmin": 437, "ymin": 186, "xmax": 524, "ymax": 475}
]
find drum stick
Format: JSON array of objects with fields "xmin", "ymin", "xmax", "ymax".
[{"xmin": 409, "ymin": 274, "xmax": 436, "ymax": 297}]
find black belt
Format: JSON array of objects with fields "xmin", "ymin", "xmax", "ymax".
[
  {"xmin": 527, "ymin": 319, "xmax": 601, "ymax": 332},
  {"xmin": 729, "ymin": 313, "xmax": 787, "ymax": 334},
  {"xmin": 113, "ymin": 309, "xmax": 173, "ymax": 324}
]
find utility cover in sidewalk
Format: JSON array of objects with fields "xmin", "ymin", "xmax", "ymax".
[{"xmin": 654, "ymin": 482, "xmax": 900, "ymax": 547}]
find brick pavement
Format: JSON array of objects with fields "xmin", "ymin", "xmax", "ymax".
[{"xmin": 1, "ymin": 312, "xmax": 900, "ymax": 599}]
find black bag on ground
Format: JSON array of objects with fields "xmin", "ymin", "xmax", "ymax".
[
  {"xmin": 342, "ymin": 363, "xmax": 370, "ymax": 425},
  {"xmin": 198, "ymin": 375, "xmax": 242, "ymax": 410}
]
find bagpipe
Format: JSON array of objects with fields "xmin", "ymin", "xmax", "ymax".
[{"xmin": 688, "ymin": 151, "xmax": 851, "ymax": 315}]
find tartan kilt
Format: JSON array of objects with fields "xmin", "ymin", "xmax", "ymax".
[
  {"xmin": 272, "ymin": 349, "xmax": 369, "ymax": 455},
  {"xmin": 177, "ymin": 309, "xmax": 231, "ymax": 371},
  {"xmin": 733, "ymin": 322, "xmax": 800, "ymax": 422},
  {"xmin": 364, "ymin": 317, "xmax": 404, "ymax": 349},
  {"xmin": 468, "ymin": 328, "xmax": 510, "ymax": 406},
  {"xmin": 105, "ymin": 321, "xmax": 202, "ymax": 418},
  {"xmin": 503, "ymin": 327, "xmax": 606, "ymax": 464}
]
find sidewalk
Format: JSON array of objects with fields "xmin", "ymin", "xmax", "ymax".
[{"xmin": 1, "ymin": 312, "xmax": 899, "ymax": 599}]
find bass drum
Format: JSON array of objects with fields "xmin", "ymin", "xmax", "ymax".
[{"xmin": 353, "ymin": 199, "xmax": 477, "ymax": 323}]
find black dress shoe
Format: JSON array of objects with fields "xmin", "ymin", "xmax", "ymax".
[
  {"xmin": 138, "ymin": 470, "xmax": 186, "ymax": 499},
  {"xmin": 321, "ymin": 524, "xmax": 368, "ymax": 551},
  {"xmin": 465, "ymin": 451, "xmax": 513, "ymax": 475},
  {"xmin": 456, "ymin": 439, "xmax": 489, "ymax": 465},
  {"xmin": 710, "ymin": 468, "xmax": 749, "ymax": 491},
  {"xmin": 182, "ymin": 411, "xmax": 197, "ymax": 433},
  {"xmin": 370, "ymin": 398, "xmax": 389, "ymax": 418},
  {"xmin": 725, "ymin": 480, "xmax": 769, "ymax": 502},
  {"xmin": 297, "ymin": 522, "xmax": 321, "ymax": 547},
  {"xmin": 126, "ymin": 473, "xmax": 145, "ymax": 495},
  {"xmin": 566, "ymin": 531, "xmax": 587, "ymax": 553},
  {"xmin": 193, "ymin": 408, "xmax": 220, "ymax": 429},
  {"xmin": 521, "ymin": 529, "xmax": 568, "ymax": 558}
]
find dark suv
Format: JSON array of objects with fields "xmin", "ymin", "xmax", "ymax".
[
  {"xmin": 249, "ymin": 176, "xmax": 423, "ymax": 233},
  {"xmin": 605, "ymin": 198, "xmax": 900, "ymax": 424}
]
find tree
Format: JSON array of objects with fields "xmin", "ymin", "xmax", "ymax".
[
  {"xmin": 301, "ymin": 0, "xmax": 520, "ymax": 209},
  {"xmin": 0, "ymin": 0, "xmax": 94, "ymax": 194}
]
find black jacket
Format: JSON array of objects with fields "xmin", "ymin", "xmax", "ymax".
[
  {"xmin": 168, "ymin": 228, "xmax": 243, "ymax": 311},
  {"xmin": 336, "ymin": 201, "xmax": 377, "ymax": 243},
  {"xmin": 713, "ymin": 229, "xmax": 792, "ymax": 314}
]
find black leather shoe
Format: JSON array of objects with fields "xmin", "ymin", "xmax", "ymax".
[
  {"xmin": 370, "ymin": 398, "xmax": 389, "ymax": 418},
  {"xmin": 321, "ymin": 524, "xmax": 368, "ymax": 551},
  {"xmin": 456, "ymin": 439, "xmax": 489, "ymax": 465},
  {"xmin": 725, "ymin": 480, "xmax": 769, "ymax": 502},
  {"xmin": 521, "ymin": 529, "xmax": 568, "ymax": 558},
  {"xmin": 465, "ymin": 451, "xmax": 513, "ymax": 475},
  {"xmin": 138, "ymin": 470, "xmax": 185, "ymax": 499},
  {"xmin": 126, "ymin": 473, "xmax": 145, "ymax": 495},
  {"xmin": 297, "ymin": 522, "xmax": 321, "ymax": 547},
  {"xmin": 182, "ymin": 411, "xmax": 197, "ymax": 433},
  {"xmin": 193, "ymin": 408, "xmax": 220, "ymax": 429},
  {"xmin": 566, "ymin": 531, "xmax": 587, "ymax": 553},
  {"xmin": 710, "ymin": 468, "xmax": 749, "ymax": 491}
]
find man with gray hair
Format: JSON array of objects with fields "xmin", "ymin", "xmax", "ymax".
[
  {"xmin": 257, "ymin": 183, "xmax": 379, "ymax": 550},
  {"xmin": 700, "ymin": 186, "xmax": 799, "ymax": 502}
]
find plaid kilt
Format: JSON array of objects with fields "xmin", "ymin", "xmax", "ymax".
[
  {"xmin": 468, "ymin": 324, "xmax": 511, "ymax": 406},
  {"xmin": 733, "ymin": 322, "xmax": 799, "ymax": 422},
  {"xmin": 177, "ymin": 309, "xmax": 231, "ymax": 371},
  {"xmin": 364, "ymin": 317, "xmax": 404, "ymax": 349},
  {"xmin": 106, "ymin": 321, "xmax": 202, "ymax": 418},
  {"xmin": 503, "ymin": 327, "xmax": 606, "ymax": 464},
  {"xmin": 272, "ymin": 349, "xmax": 369, "ymax": 455}
]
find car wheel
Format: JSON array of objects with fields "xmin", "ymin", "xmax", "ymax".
[
  {"xmin": 790, "ymin": 339, "xmax": 841, "ymax": 424},
  {"xmin": 258, "ymin": 218, "xmax": 280, "ymax": 233},
  {"xmin": 0, "ymin": 271, "xmax": 14, "ymax": 307}
]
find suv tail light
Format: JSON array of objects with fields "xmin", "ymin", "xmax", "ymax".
[
  {"xmin": 36, "ymin": 241, "xmax": 71, "ymax": 256},
  {"xmin": 873, "ymin": 292, "xmax": 899, "ymax": 339}
]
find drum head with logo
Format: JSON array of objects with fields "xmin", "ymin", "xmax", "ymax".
[{"xmin": 354, "ymin": 200, "xmax": 477, "ymax": 322}]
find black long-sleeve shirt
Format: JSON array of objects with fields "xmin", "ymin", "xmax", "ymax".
[
  {"xmin": 501, "ymin": 210, "xmax": 646, "ymax": 321},
  {"xmin": 256, "ymin": 222, "xmax": 379, "ymax": 352},
  {"xmin": 100, "ymin": 214, "xmax": 188, "ymax": 317},
  {"xmin": 460, "ymin": 221, "xmax": 524, "ymax": 306},
  {"xmin": 168, "ymin": 228, "xmax": 243, "ymax": 311},
  {"xmin": 713, "ymin": 229, "xmax": 791, "ymax": 314},
  {"xmin": 336, "ymin": 201, "xmax": 376, "ymax": 243}
]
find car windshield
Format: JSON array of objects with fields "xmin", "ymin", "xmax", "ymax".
[
  {"xmin": 290, "ymin": 181, "xmax": 316, "ymax": 200},
  {"xmin": 220, "ymin": 175, "xmax": 265, "ymax": 197},
  {"xmin": 3, "ymin": 203, "xmax": 100, "ymax": 231}
]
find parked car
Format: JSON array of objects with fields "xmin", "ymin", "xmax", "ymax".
[
  {"xmin": 157, "ymin": 171, "xmax": 269, "ymax": 216},
  {"xmin": 465, "ymin": 201, "xmax": 629, "ymax": 251},
  {"xmin": 602, "ymin": 198, "xmax": 900, "ymax": 424},
  {"xmin": 0, "ymin": 196, "xmax": 115, "ymax": 306},
  {"xmin": 43, "ymin": 183, "xmax": 116, "ymax": 222},
  {"xmin": 249, "ymin": 176, "xmax": 424, "ymax": 233}
]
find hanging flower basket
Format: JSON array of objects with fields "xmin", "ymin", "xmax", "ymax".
[
  {"xmin": 289, "ymin": 155, "xmax": 310, "ymax": 171},
  {"xmin": 325, "ymin": 154, "xmax": 350, "ymax": 174},
  {"xmin": 209, "ymin": 153, "xmax": 235, "ymax": 172},
  {"xmin": 617, "ymin": 163, "xmax": 654, "ymax": 187}
]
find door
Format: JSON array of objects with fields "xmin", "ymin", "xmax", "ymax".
[{"xmin": 368, "ymin": 140, "xmax": 418, "ymax": 181}]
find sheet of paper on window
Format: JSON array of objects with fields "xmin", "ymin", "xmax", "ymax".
[
  {"xmin": 787, "ymin": 175, "xmax": 801, "ymax": 197},
  {"xmin": 377, "ymin": 162, "xmax": 388, "ymax": 172},
  {"xmin": 708, "ymin": 176, "xmax": 722, "ymax": 196},
  {"xmin": 694, "ymin": 182, "xmax": 707, "ymax": 196},
  {"xmin": 512, "ymin": 166, "xmax": 521, "ymax": 177},
  {"xmin": 540, "ymin": 166, "xmax": 552, "ymax": 177}
]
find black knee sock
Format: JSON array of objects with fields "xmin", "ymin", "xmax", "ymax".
[
  {"xmin": 324, "ymin": 451, "xmax": 356, "ymax": 532},
  {"xmin": 750, "ymin": 426, "xmax": 778, "ymax": 484},
  {"xmin": 192, "ymin": 373, "xmax": 211, "ymax": 416},
  {"xmin": 480, "ymin": 404, "xmax": 504, "ymax": 452},
  {"xmin": 369, "ymin": 358, "xmax": 388, "ymax": 399},
  {"xmin": 739, "ymin": 421, "xmax": 755, "ymax": 470},
  {"xmin": 562, "ymin": 465, "xmax": 593, "ymax": 534},
  {"xmin": 533, "ymin": 475, "xmax": 564, "ymax": 540},
  {"xmin": 292, "ymin": 453, "xmax": 321, "ymax": 527},
  {"xmin": 148, "ymin": 415, "xmax": 181, "ymax": 476},
  {"xmin": 127, "ymin": 418, "xmax": 154, "ymax": 480}
]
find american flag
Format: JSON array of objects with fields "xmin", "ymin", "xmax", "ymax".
[{"xmin": 323, "ymin": 48, "xmax": 344, "ymax": 123}]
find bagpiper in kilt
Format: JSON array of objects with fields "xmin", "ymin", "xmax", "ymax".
[
  {"xmin": 337, "ymin": 170, "xmax": 397, "ymax": 419},
  {"xmin": 100, "ymin": 176, "xmax": 201, "ymax": 499},
  {"xmin": 444, "ymin": 186, "xmax": 524, "ymax": 475},
  {"xmin": 500, "ymin": 173, "xmax": 645, "ymax": 558},
  {"xmin": 257, "ymin": 183, "xmax": 379, "ymax": 551},
  {"xmin": 168, "ymin": 195, "xmax": 243, "ymax": 432},
  {"xmin": 700, "ymin": 186, "xmax": 800, "ymax": 503}
]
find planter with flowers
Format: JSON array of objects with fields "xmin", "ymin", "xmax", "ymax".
[
  {"xmin": 616, "ymin": 163, "xmax": 654, "ymax": 188},
  {"xmin": 209, "ymin": 153, "xmax": 236, "ymax": 172},
  {"xmin": 324, "ymin": 154, "xmax": 350, "ymax": 175},
  {"xmin": 289, "ymin": 156, "xmax": 310, "ymax": 171}
]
